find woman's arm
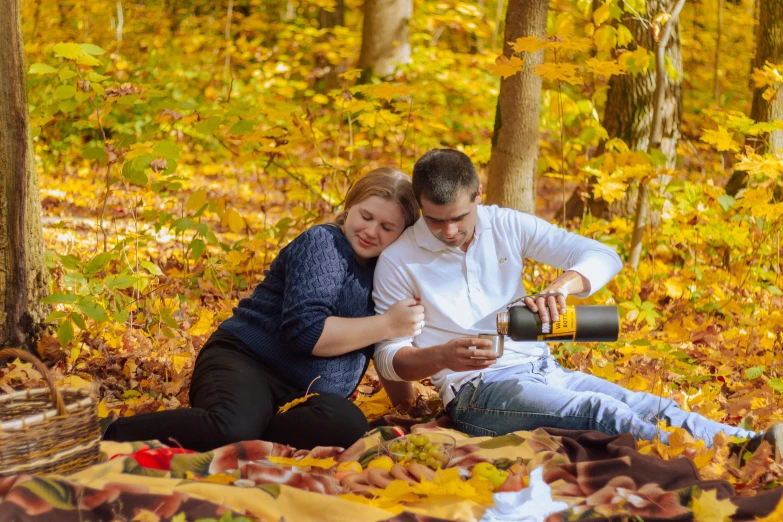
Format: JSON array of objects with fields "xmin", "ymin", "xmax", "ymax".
[
  {"xmin": 311, "ymin": 315, "xmax": 389, "ymax": 357},
  {"xmin": 312, "ymin": 298, "xmax": 424, "ymax": 357}
]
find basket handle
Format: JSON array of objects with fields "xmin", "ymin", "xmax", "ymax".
[{"xmin": 0, "ymin": 348, "xmax": 67, "ymax": 416}]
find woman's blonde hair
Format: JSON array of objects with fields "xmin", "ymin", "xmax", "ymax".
[{"xmin": 335, "ymin": 167, "xmax": 420, "ymax": 228}]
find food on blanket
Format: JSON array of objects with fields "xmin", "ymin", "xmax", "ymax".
[
  {"xmin": 336, "ymin": 461, "xmax": 363, "ymax": 473},
  {"xmin": 366, "ymin": 467, "xmax": 395, "ymax": 488},
  {"xmin": 471, "ymin": 462, "xmax": 509, "ymax": 487},
  {"xmin": 340, "ymin": 471, "xmax": 373, "ymax": 494},
  {"xmin": 367, "ymin": 456, "xmax": 394, "ymax": 471},
  {"xmin": 385, "ymin": 433, "xmax": 455, "ymax": 470},
  {"xmin": 407, "ymin": 462, "xmax": 436, "ymax": 481},
  {"xmin": 390, "ymin": 464, "xmax": 417, "ymax": 485}
]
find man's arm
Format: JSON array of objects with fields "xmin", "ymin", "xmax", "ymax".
[
  {"xmin": 373, "ymin": 255, "xmax": 495, "ymax": 381},
  {"xmin": 514, "ymin": 211, "xmax": 622, "ymax": 322},
  {"xmin": 389, "ymin": 339, "xmax": 495, "ymax": 381}
]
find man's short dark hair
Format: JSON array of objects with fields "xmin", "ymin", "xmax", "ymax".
[{"xmin": 412, "ymin": 149, "xmax": 480, "ymax": 205}]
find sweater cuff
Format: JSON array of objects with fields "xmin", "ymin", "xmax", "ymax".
[{"xmin": 293, "ymin": 318, "xmax": 327, "ymax": 354}]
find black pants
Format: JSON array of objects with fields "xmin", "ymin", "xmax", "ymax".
[{"xmin": 103, "ymin": 329, "xmax": 369, "ymax": 452}]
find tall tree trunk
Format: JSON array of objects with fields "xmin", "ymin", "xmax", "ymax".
[
  {"xmin": 357, "ymin": 0, "xmax": 412, "ymax": 81},
  {"xmin": 485, "ymin": 0, "xmax": 549, "ymax": 213},
  {"xmin": 629, "ymin": 0, "xmax": 686, "ymax": 268},
  {"xmin": 1, "ymin": 0, "xmax": 50, "ymax": 349},
  {"xmin": 318, "ymin": 0, "xmax": 345, "ymax": 91},
  {"xmin": 727, "ymin": 0, "xmax": 783, "ymax": 196},
  {"xmin": 566, "ymin": 0, "xmax": 683, "ymax": 219}
]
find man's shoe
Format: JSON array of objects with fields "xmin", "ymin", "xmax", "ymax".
[{"xmin": 729, "ymin": 423, "xmax": 783, "ymax": 465}]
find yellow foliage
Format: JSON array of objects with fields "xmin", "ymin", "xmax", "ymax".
[
  {"xmin": 189, "ymin": 311, "xmax": 216, "ymax": 337},
  {"xmin": 487, "ymin": 55, "xmax": 525, "ymax": 79},
  {"xmin": 277, "ymin": 393, "xmax": 319, "ymax": 414},
  {"xmin": 692, "ymin": 488, "xmax": 738, "ymax": 522},
  {"xmin": 534, "ymin": 63, "xmax": 583, "ymax": 85},
  {"xmin": 700, "ymin": 126, "xmax": 739, "ymax": 152},
  {"xmin": 585, "ymin": 58, "xmax": 628, "ymax": 78},
  {"xmin": 266, "ymin": 456, "xmax": 337, "ymax": 469},
  {"xmin": 509, "ymin": 36, "xmax": 548, "ymax": 54}
]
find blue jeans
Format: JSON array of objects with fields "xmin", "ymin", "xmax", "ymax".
[{"xmin": 447, "ymin": 356, "xmax": 755, "ymax": 444}]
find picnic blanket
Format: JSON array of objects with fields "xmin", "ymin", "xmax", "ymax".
[{"xmin": 1, "ymin": 425, "xmax": 782, "ymax": 521}]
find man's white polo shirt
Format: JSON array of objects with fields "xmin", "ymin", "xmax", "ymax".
[{"xmin": 373, "ymin": 204, "xmax": 623, "ymax": 406}]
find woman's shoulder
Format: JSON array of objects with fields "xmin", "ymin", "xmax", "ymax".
[
  {"xmin": 284, "ymin": 224, "xmax": 352, "ymax": 259},
  {"xmin": 294, "ymin": 223, "xmax": 347, "ymax": 246}
]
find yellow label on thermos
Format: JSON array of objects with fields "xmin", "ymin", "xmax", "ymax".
[{"xmin": 538, "ymin": 306, "xmax": 577, "ymax": 340}]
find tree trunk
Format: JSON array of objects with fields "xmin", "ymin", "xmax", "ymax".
[
  {"xmin": 727, "ymin": 0, "xmax": 783, "ymax": 196},
  {"xmin": 628, "ymin": 0, "xmax": 686, "ymax": 268},
  {"xmin": 484, "ymin": 0, "xmax": 549, "ymax": 214},
  {"xmin": 567, "ymin": 0, "xmax": 683, "ymax": 219},
  {"xmin": 357, "ymin": 0, "xmax": 412, "ymax": 81},
  {"xmin": 318, "ymin": 0, "xmax": 345, "ymax": 91},
  {"xmin": 0, "ymin": 0, "xmax": 50, "ymax": 349}
]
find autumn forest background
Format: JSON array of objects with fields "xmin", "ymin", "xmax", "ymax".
[{"xmin": 2, "ymin": 0, "xmax": 783, "ymax": 493}]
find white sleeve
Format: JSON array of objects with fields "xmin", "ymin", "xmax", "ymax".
[
  {"xmin": 372, "ymin": 254, "xmax": 416, "ymax": 381},
  {"xmin": 516, "ymin": 213, "xmax": 622, "ymax": 297}
]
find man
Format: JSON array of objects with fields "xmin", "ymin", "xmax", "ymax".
[{"xmin": 373, "ymin": 148, "xmax": 781, "ymax": 461}]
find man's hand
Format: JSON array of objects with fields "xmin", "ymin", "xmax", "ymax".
[
  {"xmin": 435, "ymin": 337, "xmax": 497, "ymax": 373},
  {"xmin": 522, "ymin": 270, "xmax": 590, "ymax": 324},
  {"xmin": 523, "ymin": 292, "xmax": 566, "ymax": 324}
]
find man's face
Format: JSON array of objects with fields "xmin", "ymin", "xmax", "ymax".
[{"xmin": 419, "ymin": 188, "xmax": 481, "ymax": 250}]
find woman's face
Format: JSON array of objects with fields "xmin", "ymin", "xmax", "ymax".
[{"xmin": 343, "ymin": 195, "xmax": 407, "ymax": 262}]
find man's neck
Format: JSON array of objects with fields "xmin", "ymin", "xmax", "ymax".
[{"xmin": 460, "ymin": 227, "xmax": 476, "ymax": 252}]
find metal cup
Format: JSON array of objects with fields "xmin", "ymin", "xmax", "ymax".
[{"xmin": 478, "ymin": 333, "xmax": 504, "ymax": 358}]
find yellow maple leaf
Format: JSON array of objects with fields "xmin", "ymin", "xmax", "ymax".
[
  {"xmin": 593, "ymin": 176, "xmax": 627, "ymax": 203},
  {"xmin": 353, "ymin": 388, "xmax": 394, "ymax": 420},
  {"xmin": 189, "ymin": 310, "xmax": 215, "ymax": 337},
  {"xmin": 509, "ymin": 36, "xmax": 548, "ymax": 53},
  {"xmin": 752, "ymin": 67, "xmax": 773, "ymax": 89},
  {"xmin": 267, "ymin": 455, "xmax": 337, "ymax": 469},
  {"xmin": 487, "ymin": 55, "xmax": 525, "ymax": 79},
  {"xmin": 618, "ymin": 47, "xmax": 651, "ymax": 74},
  {"xmin": 585, "ymin": 58, "xmax": 628, "ymax": 78},
  {"xmin": 277, "ymin": 392, "xmax": 319, "ymax": 413},
  {"xmin": 692, "ymin": 488, "xmax": 738, "ymax": 522},
  {"xmin": 590, "ymin": 359, "xmax": 622, "ymax": 381},
  {"xmin": 700, "ymin": 126, "xmax": 739, "ymax": 152},
  {"xmin": 534, "ymin": 63, "xmax": 583, "ymax": 85},
  {"xmin": 626, "ymin": 374, "xmax": 650, "ymax": 392},
  {"xmin": 199, "ymin": 472, "xmax": 238, "ymax": 485},
  {"xmin": 58, "ymin": 374, "xmax": 93, "ymax": 391}
]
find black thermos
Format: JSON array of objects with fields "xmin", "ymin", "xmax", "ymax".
[{"xmin": 496, "ymin": 305, "xmax": 619, "ymax": 342}]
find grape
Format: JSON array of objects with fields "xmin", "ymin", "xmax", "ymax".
[{"xmin": 388, "ymin": 434, "xmax": 452, "ymax": 470}]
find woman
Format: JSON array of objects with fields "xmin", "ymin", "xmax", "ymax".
[{"xmin": 103, "ymin": 167, "xmax": 422, "ymax": 452}]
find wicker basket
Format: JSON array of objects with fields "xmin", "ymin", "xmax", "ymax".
[{"xmin": 0, "ymin": 348, "xmax": 101, "ymax": 476}]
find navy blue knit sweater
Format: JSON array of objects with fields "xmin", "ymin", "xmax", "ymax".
[{"xmin": 219, "ymin": 224, "xmax": 375, "ymax": 397}]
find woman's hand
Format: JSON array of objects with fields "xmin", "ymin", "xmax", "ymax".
[{"xmin": 383, "ymin": 298, "xmax": 425, "ymax": 339}]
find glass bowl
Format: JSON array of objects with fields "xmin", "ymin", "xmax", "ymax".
[{"xmin": 383, "ymin": 432, "xmax": 456, "ymax": 470}]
